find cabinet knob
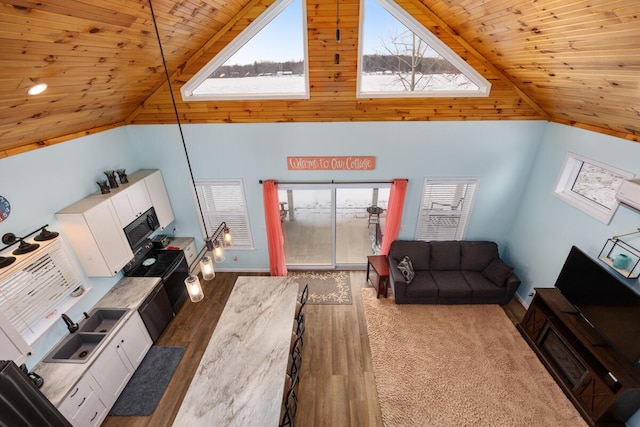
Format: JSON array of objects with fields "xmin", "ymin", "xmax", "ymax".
[
  {"xmin": 78, "ymin": 397, "xmax": 86, "ymax": 407},
  {"xmin": 91, "ymin": 411, "xmax": 98, "ymax": 422}
]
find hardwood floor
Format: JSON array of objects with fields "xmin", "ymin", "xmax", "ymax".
[{"xmin": 102, "ymin": 271, "xmax": 524, "ymax": 427}]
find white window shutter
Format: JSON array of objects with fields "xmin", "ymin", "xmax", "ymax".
[
  {"xmin": 0, "ymin": 242, "xmax": 82, "ymax": 336},
  {"xmin": 416, "ymin": 179, "xmax": 478, "ymax": 241},
  {"xmin": 195, "ymin": 179, "xmax": 253, "ymax": 249}
]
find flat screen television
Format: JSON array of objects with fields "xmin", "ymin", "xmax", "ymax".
[{"xmin": 555, "ymin": 246, "xmax": 640, "ymax": 367}]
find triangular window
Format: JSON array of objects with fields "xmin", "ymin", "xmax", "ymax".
[
  {"xmin": 358, "ymin": 0, "xmax": 490, "ymax": 97},
  {"xmin": 181, "ymin": 0, "xmax": 309, "ymax": 101}
]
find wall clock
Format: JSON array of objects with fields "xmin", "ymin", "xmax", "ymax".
[{"xmin": 0, "ymin": 196, "xmax": 10, "ymax": 222}]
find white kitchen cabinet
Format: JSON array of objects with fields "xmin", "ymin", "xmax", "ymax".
[
  {"xmin": 58, "ymin": 371, "xmax": 108, "ymax": 427},
  {"xmin": 111, "ymin": 180, "xmax": 153, "ymax": 227},
  {"xmin": 89, "ymin": 311, "xmax": 151, "ymax": 406},
  {"xmin": 56, "ymin": 198, "xmax": 133, "ymax": 277},
  {"xmin": 144, "ymin": 170, "xmax": 175, "ymax": 230}
]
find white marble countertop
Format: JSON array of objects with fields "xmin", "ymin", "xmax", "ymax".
[
  {"xmin": 34, "ymin": 276, "xmax": 160, "ymax": 406},
  {"xmin": 173, "ymin": 276, "xmax": 299, "ymax": 427}
]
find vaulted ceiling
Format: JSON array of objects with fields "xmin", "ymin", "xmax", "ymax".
[{"xmin": 1, "ymin": 0, "xmax": 639, "ymax": 158}]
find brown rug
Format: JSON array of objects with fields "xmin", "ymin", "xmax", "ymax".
[
  {"xmin": 362, "ymin": 289, "xmax": 588, "ymax": 427},
  {"xmin": 288, "ymin": 271, "xmax": 352, "ymax": 305}
]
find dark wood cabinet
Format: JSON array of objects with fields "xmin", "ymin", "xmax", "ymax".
[{"xmin": 518, "ymin": 288, "xmax": 640, "ymax": 426}]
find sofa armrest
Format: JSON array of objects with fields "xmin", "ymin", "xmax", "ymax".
[{"xmin": 503, "ymin": 272, "xmax": 521, "ymax": 297}]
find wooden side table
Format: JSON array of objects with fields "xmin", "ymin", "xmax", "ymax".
[{"xmin": 367, "ymin": 255, "xmax": 389, "ymax": 298}]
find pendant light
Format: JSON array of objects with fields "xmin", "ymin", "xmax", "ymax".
[
  {"xmin": 223, "ymin": 225, "xmax": 233, "ymax": 247},
  {"xmin": 184, "ymin": 275, "xmax": 204, "ymax": 302},
  {"xmin": 200, "ymin": 255, "xmax": 215, "ymax": 280},
  {"xmin": 213, "ymin": 240, "xmax": 225, "ymax": 263}
]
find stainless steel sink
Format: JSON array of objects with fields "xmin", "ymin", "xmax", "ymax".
[
  {"xmin": 44, "ymin": 333, "xmax": 106, "ymax": 363},
  {"xmin": 79, "ymin": 308, "xmax": 127, "ymax": 333},
  {"xmin": 44, "ymin": 308, "xmax": 128, "ymax": 363}
]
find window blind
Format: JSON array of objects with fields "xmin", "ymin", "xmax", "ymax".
[
  {"xmin": 0, "ymin": 242, "xmax": 82, "ymax": 335},
  {"xmin": 415, "ymin": 179, "xmax": 478, "ymax": 241},
  {"xmin": 195, "ymin": 178, "xmax": 254, "ymax": 249}
]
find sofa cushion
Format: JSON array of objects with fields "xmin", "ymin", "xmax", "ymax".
[
  {"xmin": 389, "ymin": 240, "xmax": 430, "ymax": 270},
  {"xmin": 463, "ymin": 271, "xmax": 507, "ymax": 298},
  {"xmin": 481, "ymin": 258, "xmax": 514, "ymax": 287},
  {"xmin": 405, "ymin": 271, "xmax": 439, "ymax": 298},
  {"xmin": 460, "ymin": 241, "xmax": 499, "ymax": 271},
  {"xmin": 431, "ymin": 271, "xmax": 472, "ymax": 297},
  {"xmin": 397, "ymin": 256, "xmax": 415, "ymax": 283},
  {"xmin": 429, "ymin": 241, "xmax": 461, "ymax": 271}
]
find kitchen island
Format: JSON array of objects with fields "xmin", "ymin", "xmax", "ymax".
[{"xmin": 173, "ymin": 276, "xmax": 299, "ymax": 427}]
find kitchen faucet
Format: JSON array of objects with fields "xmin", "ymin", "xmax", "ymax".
[{"xmin": 61, "ymin": 313, "xmax": 79, "ymax": 333}]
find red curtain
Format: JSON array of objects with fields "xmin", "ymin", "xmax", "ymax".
[
  {"xmin": 380, "ymin": 179, "xmax": 408, "ymax": 256},
  {"xmin": 263, "ymin": 180, "xmax": 288, "ymax": 276}
]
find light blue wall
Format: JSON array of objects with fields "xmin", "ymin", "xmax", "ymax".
[
  {"xmin": 3, "ymin": 120, "xmax": 640, "ymax": 423},
  {"xmin": 127, "ymin": 121, "xmax": 545, "ymax": 269},
  {"xmin": 507, "ymin": 123, "xmax": 640, "ymax": 304},
  {"xmin": 0, "ymin": 128, "xmax": 142, "ymax": 367},
  {"xmin": 505, "ymin": 123, "xmax": 640, "ymax": 426}
]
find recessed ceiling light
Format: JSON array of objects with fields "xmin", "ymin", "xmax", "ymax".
[{"xmin": 28, "ymin": 83, "xmax": 48, "ymax": 95}]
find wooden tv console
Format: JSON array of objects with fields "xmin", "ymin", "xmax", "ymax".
[{"xmin": 518, "ymin": 288, "xmax": 640, "ymax": 426}]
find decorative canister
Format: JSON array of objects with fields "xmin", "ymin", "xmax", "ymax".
[
  {"xmin": 613, "ymin": 253, "xmax": 630, "ymax": 270},
  {"xmin": 104, "ymin": 170, "xmax": 119, "ymax": 188},
  {"xmin": 116, "ymin": 169, "xmax": 128, "ymax": 184},
  {"xmin": 96, "ymin": 180, "xmax": 110, "ymax": 194}
]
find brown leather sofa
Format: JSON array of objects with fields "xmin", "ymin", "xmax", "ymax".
[{"xmin": 388, "ymin": 240, "xmax": 520, "ymax": 304}]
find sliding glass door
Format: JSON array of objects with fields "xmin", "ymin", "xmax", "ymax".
[
  {"xmin": 279, "ymin": 188, "xmax": 333, "ymax": 266},
  {"xmin": 279, "ymin": 184, "xmax": 390, "ymax": 269}
]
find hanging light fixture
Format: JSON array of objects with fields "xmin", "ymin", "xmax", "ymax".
[
  {"xmin": 184, "ymin": 275, "xmax": 204, "ymax": 302},
  {"xmin": 200, "ymin": 255, "xmax": 215, "ymax": 280},
  {"xmin": 213, "ymin": 240, "xmax": 225, "ymax": 263},
  {"xmin": 149, "ymin": 0, "xmax": 233, "ymax": 300},
  {"xmin": 223, "ymin": 225, "xmax": 232, "ymax": 247}
]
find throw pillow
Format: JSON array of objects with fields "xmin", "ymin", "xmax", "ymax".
[
  {"xmin": 482, "ymin": 258, "xmax": 514, "ymax": 287},
  {"xmin": 397, "ymin": 255, "xmax": 415, "ymax": 283}
]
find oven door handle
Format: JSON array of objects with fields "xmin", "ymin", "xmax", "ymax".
[
  {"xmin": 146, "ymin": 214, "xmax": 158, "ymax": 231},
  {"xmin": 162, "ymin": 251, "xmax": 187, "ymax": 279}
]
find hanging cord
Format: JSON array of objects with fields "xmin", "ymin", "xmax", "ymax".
[
  {"xmin": 335, "ymin": 0, "xmax": 340, "ymax": 64},
  {"xmin": 148, "ymin": 0, "xmax": 211, "ymax": 244}
]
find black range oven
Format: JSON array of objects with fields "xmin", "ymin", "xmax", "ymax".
[{"xmin": 124, "ymin": 240, "xmax": 189, "ymax": 315}]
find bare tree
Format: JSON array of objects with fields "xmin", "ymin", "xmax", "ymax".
[{"xmin": 373, "ymin": 28, "xmax": 465, "ymax": 92}]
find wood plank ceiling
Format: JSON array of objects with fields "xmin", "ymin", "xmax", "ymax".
[{"xmin": 0, "ymin": 0, "xmax": 638, "ymax": 158}]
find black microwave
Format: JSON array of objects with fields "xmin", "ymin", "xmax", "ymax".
[{"xmin": 123, "ymin": 207, "xmax": 159, "ymax": 250}]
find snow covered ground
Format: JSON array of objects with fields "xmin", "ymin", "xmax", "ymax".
[{"xmin": 192, "ymin": 73, "xmax": 476, "ymax": 95}]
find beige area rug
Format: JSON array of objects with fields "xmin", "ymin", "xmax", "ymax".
[
  {"xmin": 288, "ymin": 271, "xmax": 352, "ymax": 305},
  {"xmin": 362, "ymin": 289, "xmax": 588, "ymax": 427}
]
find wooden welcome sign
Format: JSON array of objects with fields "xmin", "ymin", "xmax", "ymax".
[{"xmin": 287, "ymin": 156, "xmax": 375, "ymax": 171}]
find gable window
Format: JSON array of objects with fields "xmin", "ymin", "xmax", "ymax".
[
  {"xmin": 195, "ymin": 179, "xmax": 254, "ymax": 249},
  {"xmin": 416, "ymin": 178, "xmax": 478, "ymax": 241},
  {"xmin": 358, "ymin": 0, "xmax": 490, "ymax": 97},
  {"xmin": 554, "ymin": 153, "xmax": 633, "ymax": 224},
  {"xmin": 181, "ymin": 0, "xmax": 309, "ymax": 101}
]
